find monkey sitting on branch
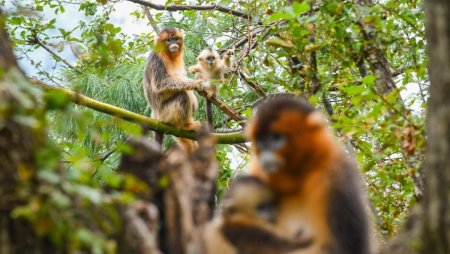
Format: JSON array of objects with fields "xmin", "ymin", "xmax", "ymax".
[
  {"xmin": 143, "ymin": 27, "xmax": 204, "ymax": 153},
  {"xmin": 189, "ymin": 48, "xmax": 233, "ymax": 129}
]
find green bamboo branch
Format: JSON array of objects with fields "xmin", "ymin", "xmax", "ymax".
[{"xmin": 31, "ymin": 79, "xmax": 246, "ymax": 144}]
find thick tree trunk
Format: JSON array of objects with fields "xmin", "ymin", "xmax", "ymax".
[
  {"xmin": 0, "ymin": 11, "xmax": 60, "ymax": 254},
  {"xmin": 422, "ymin": 0, "xmax": 450, "ymax": 253}
]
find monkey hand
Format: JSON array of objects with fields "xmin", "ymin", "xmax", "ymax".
[
  {"xmin": 225, "ymin": 48, "xmax": 235, "ymax": 56},
  {"xmin": 193, "ymin": 79, "xmax": 206, "ymax": 92},
  {"xmin": 188, "ymin": 65, "xmax": 199, "ymax": 73},
  {"xmin": 204, "ymin": 86, "xmax": 217, "ymax": 99}
]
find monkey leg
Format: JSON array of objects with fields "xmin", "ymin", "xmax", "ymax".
[
  {"xmin": 206, "ymin": 101, "xmax": 214, "ymax": 130},
  {"xmin": 184, "ymin": 119, "xmax": 202, "ymax": 132},
  {"xmin": 175, "ymin": 137, "xmax": 198, "ymax": 154}
]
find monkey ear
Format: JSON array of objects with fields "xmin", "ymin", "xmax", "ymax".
[{"xmin": 306, "ymin": 111, "xmax": 326, "ymax": 128}]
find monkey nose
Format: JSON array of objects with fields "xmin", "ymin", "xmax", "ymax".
[{"xmin": 259, "ymin": 151, "xmax": 282, "ymax": 174}]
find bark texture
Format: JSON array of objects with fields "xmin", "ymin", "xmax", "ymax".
[{"xmin": 422, "ymin": 0, "xmax": 450, "ymax": 253}]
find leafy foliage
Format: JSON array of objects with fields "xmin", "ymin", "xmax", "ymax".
[{"xmin": 4, "ymin": 0, "xmax": 427, "ymax": 251}]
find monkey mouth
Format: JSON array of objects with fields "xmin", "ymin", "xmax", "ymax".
[
  {"xmin": 169, "ymin": 44, "xmax": 179, "ymax": 53},
  {"xmin": 259, "ymin": 151, "xmax": 283, "ymax": 174}
]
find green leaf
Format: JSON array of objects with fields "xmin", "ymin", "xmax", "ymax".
[
  {"xmin": 362, "ymin": 75, "xmax": 376, "ymax": 86},
  {"xmin": 290, "ymin": 2, "xmax": 310, "ymax": 16}
]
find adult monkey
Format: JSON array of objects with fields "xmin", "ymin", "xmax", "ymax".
[
  {"xmin": 144, "ymin": 28, "xmax": 203, "ymax": 153},
  {"xmin": 246, "ymin": 96, "xmax": 373, "ymax": 254}
]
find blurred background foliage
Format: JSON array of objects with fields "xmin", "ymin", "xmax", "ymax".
[{"xmin": 3, "ymin": 0, "xmax": 427, "ymax": 252}]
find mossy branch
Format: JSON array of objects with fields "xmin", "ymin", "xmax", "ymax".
[{"xmin": 31, "ymin": 79, "xmax": 246, "ymax": 144}]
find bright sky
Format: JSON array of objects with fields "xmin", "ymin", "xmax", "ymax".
[{"xmin": 5, "ymin": 0, "xmax": 165, "ymax": 77}]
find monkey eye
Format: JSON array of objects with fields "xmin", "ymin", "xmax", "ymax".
[
  {"xmin": 257, "ymin": 133, "xmax": 286, "ymax": 150},
  {"xmin": 166, "ymin": 37, "xmax": 179, "ymax": 43},
  {"xmin": 206, "ymin": 56, "xmax": 215, "ymax": 61}
]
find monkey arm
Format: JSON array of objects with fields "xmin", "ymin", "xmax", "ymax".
[
  {"xmin": 155, "ymin": 76, "xmax": 201, "ymax": 94},
  {"xmin": 221, "ymin": 223, "xmax": 313, "ymax": 254},
  {"xmin": 222, "ymin": 49, "xmax": 234, "ymax": 70}
]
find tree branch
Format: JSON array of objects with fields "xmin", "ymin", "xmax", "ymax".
[
  {"xmin": 28, "ymin": 33, "xmax": 78, "ymax": 72},
  {"xmin": 196, "ymin": 90, "xmax": 246, "ymax": 125},
  {"xmin": 237, "ymin": 70, "xmax": 266, "ymax": 97},
  {"xmin": 219, "ymin": 21, "xmax": 284, "ymax": 54},
  {"xmin": 31, "ymin": 79, "xmax": 246, "ymax": 144},
  {"xmin": 127, "ymin": 0, "xmax": 251, "ymax": 20},
  {"xmin": 142, "ymin": 6, "xmax": 160, "ymax": 34}
]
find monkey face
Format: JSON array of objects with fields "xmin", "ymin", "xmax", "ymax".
[
  {"xmin": 198, "ymin": 48, "xmax": 220, "ymax": 69},
  {"xmin": 155, "ymin": 28, "xmax": 183, "ymax": 55},
  {"xmin": 247, "ymin": 97, "xmax": 328, "ymax": 184},
  {"xmin": 166, "ymin": 36, "xmax": 181, "ymax": 53},
  {"xmin": 254, "ymin": 132, "xmax": 286, "ymax": 173},
  {"xmin": 205, "ymin": 55, "xmax": 216, "ymax": 66}
]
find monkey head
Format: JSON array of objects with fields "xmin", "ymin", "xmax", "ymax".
[
  {"xmin": 246, "ymin": 95, "xmax": 336, "ymax": 193},
  {"xmin": 221, "ymin": 176, "xmax": 277, "ymax": 224},
  {"xmin": 198, "ymin": 48, "xmax": 220, "ymax": 70},
  {"xmin": 155, "ymin": 27, "xmax": 184, "ymax": 57}
]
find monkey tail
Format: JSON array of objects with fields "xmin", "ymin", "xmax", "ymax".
[
  {"xmin": 175, "ymin": 137, "xmax": 198, "ymax": 153},
  {"xmin": 206, "ymin": 101, "xmax": 214, "ymax": 130}
]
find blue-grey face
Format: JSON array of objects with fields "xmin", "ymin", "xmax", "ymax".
[
  {"xmin": 206, "ymin": 55, "xmax": 216, "ymax": 66},
  {"xmin": 256, "ymin": 132, "xmax": 286, "ymax": 173},
  {"xmin": 166, "ymin": 37, "xmax": 180, "ymax": 53}
]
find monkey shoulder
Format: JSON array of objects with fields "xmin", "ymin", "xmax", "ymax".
[{"xmin": 145, "ymin": 52, "xmax": 168, "ymax": 78}]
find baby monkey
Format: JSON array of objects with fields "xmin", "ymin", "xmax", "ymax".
[
  {"xmin": 203, "ymin": 176, "xmax": 313, "ymax": 254},
  {"xmin": 189, "ymin": 48, "xmax": 233, "ymax": 128}
]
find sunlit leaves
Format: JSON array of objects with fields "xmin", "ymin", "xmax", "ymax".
[{"xmin": 80, "ymin": 2, "xmax": 98, "ymax": 16}]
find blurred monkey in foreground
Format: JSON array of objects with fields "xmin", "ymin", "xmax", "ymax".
[
  {"xmin": 143, "ymin": 28, "xmax": 203, "ymax": 153},
  {"xmin": 203, "ymin": 176, "xmax": 313, "ymax": 254},
  {"xmin": 189, "ymin": 48, "xmax": 233, "ymax": 129},
  {"xmin": 246, "ymin": 96, "xmax": 372, "ymax": 254}
]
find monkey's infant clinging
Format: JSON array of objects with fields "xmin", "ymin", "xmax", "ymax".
[
  {"xmin": 246, "ymin": 96, "xmax": 373, "ymax": 254},
  {"xmin": 203, "ymin": 176, "xmax": 313, "ymax": 254}
]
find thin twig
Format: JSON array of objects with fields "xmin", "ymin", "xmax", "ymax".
[
  {"xmin": 127, "ymin": 0, "xmax": 251, "ymax": 20},
  {"xmin": 28, "ymin": 33, "xmax": 79, "ymax": 72},
  {"xmin": 142, "ymin": 6, "xmax": 160, "ymax": 34}
]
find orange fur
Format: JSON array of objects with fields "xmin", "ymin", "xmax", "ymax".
[
  {"xmin": 249, "ymin": 109, "xmax": 340, "ymax": 247},
  {"xmin": 157, "ymin": 30, "xmax": 185, "ymax": 75},
  {"xmin": 147, "ymin": 29, "xmax": 200, "ymax": 153},
  {"xmin": 244, "ymin": 95, "xmax": 375, "ymax": 254}
]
